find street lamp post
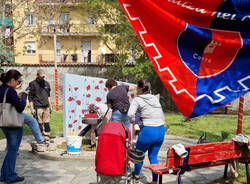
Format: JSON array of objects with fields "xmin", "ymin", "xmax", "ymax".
[{"xmin": 53, "ymin": 28, "xmax": 59, "ymax": 112}]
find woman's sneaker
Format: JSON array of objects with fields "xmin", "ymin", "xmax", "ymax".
[{"xmin": 6, "ymin": 176, "xmax": 24, "ymax": 183}]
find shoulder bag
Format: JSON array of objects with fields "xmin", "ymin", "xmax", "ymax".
[{"xmin": 0, "ymin": 88, "xmax": 24, "ymax": 127}]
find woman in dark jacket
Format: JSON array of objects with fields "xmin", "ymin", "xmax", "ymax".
[{"xmin": 0, "ymin": 69, "xmax": 28, "ymax": 183}]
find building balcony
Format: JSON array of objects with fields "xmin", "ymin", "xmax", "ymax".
[
  {"xmin": 39, "ymin": 53, "xmax": 104, "ymax": 64},
  {"xmin": 39, "ymin": 53, "xmax": 116, "ymax": 64},
  {"xmin": 40, "ymin": 24, "xmax": 99, "ymax": 36}
]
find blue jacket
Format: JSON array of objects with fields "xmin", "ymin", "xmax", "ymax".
[{"xmin": 0, "ymin": 84, "xmax": 27, "ymax": 113}]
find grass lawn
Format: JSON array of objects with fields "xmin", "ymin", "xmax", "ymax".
[
  {"xmin": 0, "ymin": 112, "xmax": 249, "ymax": 183},
  {"xmin": 165, "ymin": 113, "xmax": 250, "ymax": 142}
]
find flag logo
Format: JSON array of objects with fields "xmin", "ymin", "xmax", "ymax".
[{"xmin": 177, "ymin": 24, "xmax": 243, "ymax": 78}]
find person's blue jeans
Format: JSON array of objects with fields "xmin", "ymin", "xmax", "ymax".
[
  {"xmin": 111, "ymin": 110, "xmax": 130, "ymax": 128},
  {"xmin": 0, "ymin": 127, "xmax": 23, "ymax": 182},
  {"xmin": 134, "ymin": 125, "xmax": 165, "ymax": 182},
  {"xmin": 23, "ymin": 113, "xmax": 44, "ymax": 144}
]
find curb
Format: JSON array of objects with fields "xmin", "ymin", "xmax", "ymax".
[
  {"xmin": 32, "ymin": 150, "xmax": 96, "ymax": 161},
  {"xmin": 23, "ymin": 134, "xmax": 96, "ymax": 161}
]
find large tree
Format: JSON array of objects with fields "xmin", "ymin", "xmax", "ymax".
[
  {"xmin": 0, "ymin": 36, "xmax": 15, "ymax": 63},
  {"xmin": 0, "ymin": 0, "xmax": 40, "ymax": 64},
  {"xmin": 78, "ymin": 0, "xmax": 178, "ymax": 111},
  {"xmin": 0, "ymin": 0, "xmax": 38, "ymax": 45},
  {"xmin": 0, "ymin": 0, "xmax": 70, "ymax": 63},
  {"xmin": 78, "ymin": 0, "xmax": 156, "ymax": 81}
]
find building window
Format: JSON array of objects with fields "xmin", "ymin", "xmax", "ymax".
[
  {"xmin": 60, "ymin": 12, "xmax": 70, "ymax": 24},
  {"xmin": 105, "ymin": 54, "xmax": 116, "ymax": 63},
  {"xmin": 25, "ymin": 42, "xmax": 36, "ymax": 55},
  {"xmin": 48, "ymin": 14, "xmax": 53, "ymax": 25},
  {"xmin": 82, "ymin": 41, "xmax": 92, "ymax": 63},
  {"xmin": 88, "ymin": 14, "xmax": 94, "ymax": 24},
  {"xmin": 25, "ymin": 13, "xmax": 34, "ymax": 26}
]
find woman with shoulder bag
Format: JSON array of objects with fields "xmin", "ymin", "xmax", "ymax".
[
  {"xmin": 128, "ymin": 80, "xmax": 165, "ymax": 184},
  {"xmin": 0, "ymin": 69, "xmax": 29, "ymax": 183}
]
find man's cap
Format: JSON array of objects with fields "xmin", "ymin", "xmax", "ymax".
[{"xmin": 37, "ymin": 69, "xmax": 45, "ymax": 77}]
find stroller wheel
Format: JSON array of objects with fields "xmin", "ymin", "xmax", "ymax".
[{"xmin": 131, "ymin": 172, "xmax": 140, "ymax": 184}]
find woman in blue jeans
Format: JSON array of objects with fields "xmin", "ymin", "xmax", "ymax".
[
  {"xmin": 128, "ymin": 80, "xmax": 165, "ymax": 184},
  {"xmin": 0, "ymin": 70, "xmax": 28, "ymax": 183},
  {"xmin": 23, "ymin": 113, "xmax": 44, "ymax": 144}
]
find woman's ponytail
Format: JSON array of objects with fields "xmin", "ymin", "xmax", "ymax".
[
  {"xmin": 0, "ymin": 70, "xmax": 22, "ymax": 84},
  {"xmin": 137, "ymin": 80, "xmax": 151, "ymax": 94},
  {"xmin": 0, "ymin": 72, "xmax": 6, "ymax": 84}
]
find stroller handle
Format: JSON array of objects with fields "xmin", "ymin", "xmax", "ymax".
[{"xmin": 94, "ymin": 108, "xmax": 110, "ymax": 137}]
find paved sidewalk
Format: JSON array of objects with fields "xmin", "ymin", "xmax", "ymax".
[{"xmin": 0, "ymin": 135, "xmax": 225, "ymax": 184}]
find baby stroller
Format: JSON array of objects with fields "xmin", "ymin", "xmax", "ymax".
[
  {"xmin": 95, "ymin": 121, "xmax": 133, "ymax": 184},
  {"xmin": 95, "ymin": 120, "xmax": 145, "ymax": 184}
]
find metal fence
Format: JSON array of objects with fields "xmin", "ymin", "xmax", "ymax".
[
  {"xmin": 38, "ymin": 52, "xmax": 118, "ymax": 64},
  {"xmin": 40, "ymin": 24, "xmax": 98, "ymax": 36},
  {"xmin": 39, "ymin": 53, "xmax": 104, "ymax": 64}
]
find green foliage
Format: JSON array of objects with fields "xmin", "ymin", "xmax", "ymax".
[
  {"xmin": 122, "ymin": 57, "xmax": 156, "ymax": 81},
  {"xmin": 78, "ymin": 0, "xmax": 155, "ymax": 81},
  {"xmin": 0, "ymin": 36, "xmax": 15, "ymax": 64}
]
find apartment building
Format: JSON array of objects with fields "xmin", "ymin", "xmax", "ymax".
[{"xmin": 12, "ymin": 0, "xmax": 109, "ymax": 64}]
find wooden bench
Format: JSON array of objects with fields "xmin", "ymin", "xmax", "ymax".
[{"xmin": 144, "ymin": 141, "xmax": 250, "ymax": 184}]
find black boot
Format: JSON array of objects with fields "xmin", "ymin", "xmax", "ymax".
[
  {"xmin": 44, "ymin": 122, "xmax": 50, "ymax": 133},
  {"xmin": 39, "ymin": 123, "xmax": 44, "ymax": 133},
  {"xmin": 44, "ymin": 123, "xmax": 55, "ymax": 139}
]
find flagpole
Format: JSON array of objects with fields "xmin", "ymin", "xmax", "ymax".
[{"xmin": 236, "ymin": 95, "xmax": 244, "ymax": 134}]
